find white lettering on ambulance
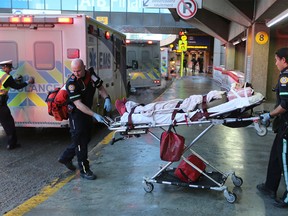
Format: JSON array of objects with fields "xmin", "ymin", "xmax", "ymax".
[{"xmin": 10, "ymin": 84, "xmax": 61, "ymax": 93}]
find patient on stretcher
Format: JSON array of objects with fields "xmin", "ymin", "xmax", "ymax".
[{"xmin": 115, "ymin": 83, "xmax": 264, "ymax": 125}]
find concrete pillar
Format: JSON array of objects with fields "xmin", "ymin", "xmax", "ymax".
[
  {"xmin": 245, "ymin": 23, "xmax": 270, "ymax": 96},
  {"xmin": 225, "ymin": 42, "xmax": 235, "ymax": 70},
  {"xmin": 213, "ymin": 39, "xmax": 223, "ymax": 67}
]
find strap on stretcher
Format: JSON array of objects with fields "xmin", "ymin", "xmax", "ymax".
[
  {"xmin": 127, "ymin": 101, "xmax": 184, "ymax": 130},
  {"xmin": 127, "ymin": 103, "xmax": 145, "ymax": 129},
  {"xmin": 190, "ymin": 95, "xmax": 209, "ymax": 121}
]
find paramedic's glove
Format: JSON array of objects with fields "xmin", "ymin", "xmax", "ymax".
[
  {"xmin": 260, "ymin": 113, "xmax": 271, "ymax": 125},
  {"xmin": 104, "ymin": 96, "xmax": 112, "ymax": 112},
  {"xmin": 27, "ymin": 76, "xmax": 35, "ymax": 85},
  {"xmin": 93, "ymin": 113, "xmax": 104, "ymax": 123}
]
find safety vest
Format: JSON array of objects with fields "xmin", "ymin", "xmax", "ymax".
[{"xmin": 0, "ymin": 70, "xmax": 10, "ymax": 96}]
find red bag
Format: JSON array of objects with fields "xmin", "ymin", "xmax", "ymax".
[
  {"xmin": 160, "ymin": 130, "xmax": 185, "ymax": 162},
  {"xmin": 174, "ymin": 155, "xmax": 206, "ymax": 182},
  {"xmin": 45, "ymin": 70, "xmax": 93, "ymax": 121},
  {"xmin": 160, "ymin": 101, "xmax": 184, "ymax": 162},
  {"xmin": 46, "ymin": 87, "xmax": 69, "ymax": 121}
]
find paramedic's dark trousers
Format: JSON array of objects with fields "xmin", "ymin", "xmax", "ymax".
[
  {"xmin": 265, "ymin": 125, "xmax": 288, "ymax": 203},
  {"xmin": 0, "ymin": 103, "xmax": 18, "ymax": 146},
  {"xmin": 60, "ymin": 111, "xmax": 92, "ymax": 172}
]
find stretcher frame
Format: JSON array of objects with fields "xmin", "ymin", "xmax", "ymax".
[{"xmin": 104, "ymin": 111, "xmax": 267, "ymax": 204}]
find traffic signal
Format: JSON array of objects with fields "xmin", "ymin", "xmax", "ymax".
[{"xmin": 179, "ymin": 30, "xmax": 185, "ymax": 37}]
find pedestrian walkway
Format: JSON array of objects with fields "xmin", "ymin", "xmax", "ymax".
[{"xmin": 5, "ymin": 75, "xmax": 287, "ymax": 216}]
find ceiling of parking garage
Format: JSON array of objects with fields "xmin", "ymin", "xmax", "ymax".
[{"xmin": 147, "ymin": 0, "xmax": 288, "ymax": 44}]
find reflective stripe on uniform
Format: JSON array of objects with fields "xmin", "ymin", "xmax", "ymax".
[
  {"xmin": 0, "ymin": 89, "xmax": 8, "ymax": 95},
  {"xmin": 280, "ymin": 92, "xmax": 288, "ymax": 95},
  {"xmin": 283, "ymin": 138, "xmax": 288, "ymax": 203},
  {"xmin": 0, "ymin": 72, "xmax": 9, "ymax": 87},
  {"xmin": 0, "ymin": 71, "xmax": 10, "ymax": 95}
]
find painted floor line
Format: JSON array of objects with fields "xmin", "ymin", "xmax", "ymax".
[
  {"xmin": 4, "ymin": 174, "xmax": 75, "ymax": 216},
  {"xmin": 5, "ymin": 132, "xmax": 115, "ymax": 215}
]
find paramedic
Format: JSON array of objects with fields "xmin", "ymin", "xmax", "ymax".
[
  {"xmin": 258, "ymin": 47, "xmax": 288, "ymax": 208},
  {"xmin": 0, "ymin": 60, "xmax": 35, "ymax": 150},
  {"xmin": 58, "ymin": 58, "xmax": 112, "ymax": 180}
]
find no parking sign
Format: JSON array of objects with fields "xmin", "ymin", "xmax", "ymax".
[{"xmin": 176, "ymin": 0, "xmax": 198, "ymax": 20}]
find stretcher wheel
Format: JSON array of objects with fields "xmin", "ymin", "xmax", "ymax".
[
  {"xmin": 143, "ymin": 182, "xmax": 154, "ymax": 193},
  {"xmin": 224, "ymin": 191, "xmax": 237, "ymax": 204},
  {"xmin": 257, "ymin": 125, "xmax": 268, "ymax": 137},
  {"xmin": 231, "ymin": 175, "xmax": 243, "ymax": 187}
]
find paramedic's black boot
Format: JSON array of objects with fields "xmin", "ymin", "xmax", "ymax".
[
  {"xmin": 273, "ymin": 198, "xmax": 288, "ymax": 208},
  {"xmin": 7, "ymin": 143, "xmax": 21, "ymax": 150},
  {"xmin": 256, "ymin": 183, "xmax": 276, "ymax": 199},
  {"xmin": 58, "ymin": 158, "xmax": 76, "ymax": 171},
  {"xmin": 80, "ymin": 169, "xmax": 97, "ymax": 180}
]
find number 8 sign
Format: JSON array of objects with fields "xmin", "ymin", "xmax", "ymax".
[{"xmin": 255, "ymin": 31, "xmax": 269, "ymax": 45}]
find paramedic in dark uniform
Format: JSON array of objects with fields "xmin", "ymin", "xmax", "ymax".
[
  {"xmin": 0, "ymin": 60, "xmax": 35, "ymax": 150},
  {"xmin": 58, "ymin": 58, "xmax": 112, "ymax": 180},
  {"xmin": 257, "ymin": 47, "xmax": 288, "ymax": 208}
]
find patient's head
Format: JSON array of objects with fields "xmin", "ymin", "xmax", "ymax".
[{"xmin": 231, "ymin": 82, "xmax": 253, "ymax": 90}]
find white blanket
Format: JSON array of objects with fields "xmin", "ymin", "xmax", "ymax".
[
  {"xmin": 120, "ymin": 92, "xmax": 264, "ymax": 125},
  {"xmin": 125, "ymin": 90, "xmax": 225, "ymax": 116}
]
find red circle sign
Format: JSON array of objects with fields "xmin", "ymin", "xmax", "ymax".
[{"xmin": 176, "ymin": 0, "xmax": 197, "ymax": 20}]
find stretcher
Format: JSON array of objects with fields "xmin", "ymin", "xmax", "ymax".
[{"xmin": 103, "ymin": 92, "xmax": 268, "ymax": 204}]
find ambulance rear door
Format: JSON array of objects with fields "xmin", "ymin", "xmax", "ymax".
[{"xmin": 0, "ymin": 29, "xmax": 64, "ymax": 127}]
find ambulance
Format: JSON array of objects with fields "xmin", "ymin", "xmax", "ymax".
[
  {"xmin": 0, "ymin": 14, "xmax": 127, "ymax": 127},
  {"xmin": 126, "ymin": 39, "xmax": 161, "ymax": 92}
]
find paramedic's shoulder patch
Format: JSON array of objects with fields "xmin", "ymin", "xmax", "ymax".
[
  {"xmin": 68, "ymin": 84, "xmax": 75, "ymax": 92},
  {"xmin": 280, "ymin": 76, "xmax": 288, "ymax": 84}
]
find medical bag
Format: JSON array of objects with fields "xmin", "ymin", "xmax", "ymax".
[
  {"xmin": 45, "ymin": 68, "xmax": 94, "ymax": 121},
  {"xmin": 174, "ymin": 154, "xmax": 206, "ymax": 182},
  {"xmin": 160, "ymin": 127, "xmax": 185, "ymax": 162},
  {"xmin": 46, "ymin": 87, "xmax": 69, "ymax": 121}
]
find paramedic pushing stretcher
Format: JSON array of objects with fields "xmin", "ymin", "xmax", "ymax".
[
  {"xmin": 258, "ymin": 47, "xmax": 288, "ymax": 208},
  {"xmin": 58, "ymin": 58, "xmax": 111, "ymax": 180},
  {"xmin": 0, "ymin": 60, "xmax": 35, "ymax": 150}
]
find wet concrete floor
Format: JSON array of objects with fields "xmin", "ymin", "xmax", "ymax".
[{"xmin": 5, "ymin": 75, "xmax": 288, "ymax": 216}]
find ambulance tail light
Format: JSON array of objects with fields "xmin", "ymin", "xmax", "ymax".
[
  {"xmin": 57, "ymin": 17, "xmax": 73, "ymax": 24},
  {"xmin": 9, "ymin": 17, "xmax": 21, "ymax": 23},
  {"xmin": 22, "ymin": 17, "xmax": 33, "ymax": 23},
  {"xmin": 1, "ymin": 15, "xmax": 74, "ymax": 26},
  {"xmin": 154, "ymin": 80, "xmax": 161, "ymax": 85},
  {"xmin": 105, "ymin": 31, "xmax": 111, "ymax": 40},
  {"xmin": 67, "ymin": 49, "xmax": 80, "ymax": 59},
  {"xmin": 147, "ymin": 40, "xmax": 153, "ymax": 44}
]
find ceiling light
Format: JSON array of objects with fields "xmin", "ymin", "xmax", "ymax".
[
  {"xmin": 266, "ymin": 8, "xmax": 288, "ymax": 27},
  {"xmin": 232, "ymin": 39, "xmax": 241, "ymax": 45}
]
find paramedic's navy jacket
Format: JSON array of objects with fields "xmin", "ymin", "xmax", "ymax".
[
  {"xmin": 265, "ymin": 67, "xmax": 288, "ymax": 204},
  {"xmin": 276, "ymin": 67, "xmax": 288, "ymax": 121},
  {"xmin": 59, "ymin": 71, "xmax": 102, "ymax": 173}
]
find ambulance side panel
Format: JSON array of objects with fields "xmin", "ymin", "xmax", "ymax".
[{"xmin": 0, "ymin": 15, "xmax": 127, "ymax": 128}]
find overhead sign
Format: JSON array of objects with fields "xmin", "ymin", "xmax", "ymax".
[
  {"xmin": 177, "ymin": 0, "xmax": 197, "ymax": 20},
  {"xmin": 96, "ymin": 16, "xmax": 108, "ymax": 25},
  {"xmin": 143, "ymin": 0, "xmax": 202, "ymax": 9}
]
